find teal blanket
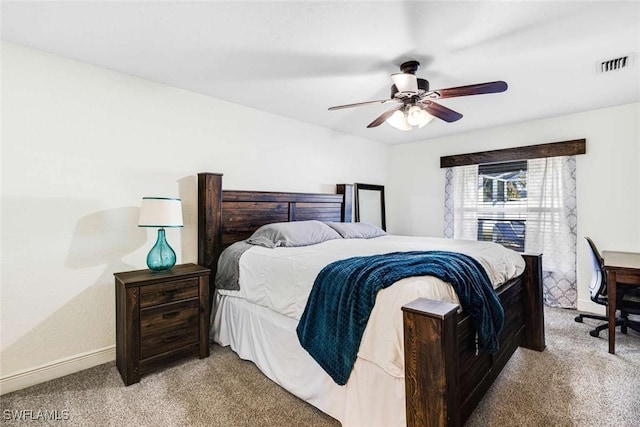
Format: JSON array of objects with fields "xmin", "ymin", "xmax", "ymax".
[{"xmin": 296, "ymin": 251, "xmax": 504, "ymax": 385}]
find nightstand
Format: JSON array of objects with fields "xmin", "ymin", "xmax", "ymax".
[{"xmin": 115, "ymin": 263, "xmax": 210, "ymax": 385}]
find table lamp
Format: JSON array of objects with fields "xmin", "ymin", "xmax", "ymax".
[{"xmin": 138, "ymin": 197, "xmax": 183, "ymax": 271}]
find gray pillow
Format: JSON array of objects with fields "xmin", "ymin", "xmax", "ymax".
[
  {"xmin": 247, "ymin": 220, "xmax": 342, "ymax": 248},
  {"xmin": 324, "ymin": 222, "xmax": 387, "ymax": 239}
]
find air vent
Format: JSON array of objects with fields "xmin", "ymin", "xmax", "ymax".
[{"xmin": 597, "ymin": 54, "xmax": 634, "ymax": 73}]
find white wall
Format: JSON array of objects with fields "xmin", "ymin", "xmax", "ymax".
[
  {"xmin": 3, "ymin": 40, "xmax": 638, "ymax": 392},
  {"xmin": 0, "ymin": 42, "xmax": 389, "ymax": 388},
  {"xmin": 387, "ymin": 102, "xmax": 640, "ymax": 313}
]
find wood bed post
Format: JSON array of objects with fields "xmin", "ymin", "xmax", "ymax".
[
  {"xmin": 401, "ymin": 253, "xmax": 545, "ymax": 427},
  {"xmin": 198, "ymin": 172, "xmax": 223, "ymax": 304},
  {"xmin": 402, "ymin": 299, "xmax": 460, "ymax": 427},
  {"xmin": 521, "ymin": 253, "xmax": 545, "ymax": 351},
  {"xmin": 336, "ymin": 184, "xmax": 354, "ymax": 222}
]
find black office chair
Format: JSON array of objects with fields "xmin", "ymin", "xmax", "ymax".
[{"xmin": 574, "ymin": 237, "xmax": 640, "ymax": 337}]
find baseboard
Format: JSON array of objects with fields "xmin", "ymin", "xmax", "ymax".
[
  {"xmin": 0, "ymin": 345, "xmax": 115, "ymax": 395},
  {"xmin": 576, "ymin": 298, "xmax": 605, "ymax": 315},
  {"xmin": 576, "ymin": 298, "xmax": 639, "ymax": 321}
]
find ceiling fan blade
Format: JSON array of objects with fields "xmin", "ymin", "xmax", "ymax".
[
  {"xmin": 328, "ymin": 98, "xmax": 399, "ymax": 111},
  {"xmin": 391, "ymin": 73, "xmax": 418, "ymax": 93},
  {"xmin": 367, "ymin": 105, "xmax": 405, "ymax": 128},
  {"xmin": 421, "ymin": 101, "xmax": 463, "ymax": 123},
  {"xmin": 427, "ymin": 81, "xmax": 508, "ymax": 99}
]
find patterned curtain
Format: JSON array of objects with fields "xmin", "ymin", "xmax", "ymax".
[
  {"xmin": 445, "ymin": 157, "xmax": 577, "ymax": 308},
  {"xmin": 525, "ymin": 156, "xmax": 577, "ymax": 308},
  {"xmin": 444, "ymin": 165, "xmax": 478, "ymax": 240}
]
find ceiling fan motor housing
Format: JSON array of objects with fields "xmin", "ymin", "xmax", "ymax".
[{"xmin": 390, "ymin": 78, "xmax": 429, "ymax": 99}]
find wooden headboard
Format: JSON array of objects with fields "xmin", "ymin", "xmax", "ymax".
[{"xmin": 197, "ymin": 173, "xmax": 353, "ymax": 298}]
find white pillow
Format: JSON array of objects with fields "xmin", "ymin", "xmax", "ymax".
[
  {"xmin": 324, "ymin": 222, "xmax": 387, "ymax": 239},
  {"xmin": 247, "ymin": 220, "xmax": 342, "ymax": 248}
]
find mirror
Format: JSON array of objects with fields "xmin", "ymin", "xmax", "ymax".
[{"xmin": 355, "ymin": 183, "xmax": 386, "ymax": 231}]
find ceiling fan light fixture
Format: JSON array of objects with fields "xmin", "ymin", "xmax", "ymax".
[
  {"xmin": 386, "ymin": 109, "xmax": 412, "ymax": 131},
  {"xmin": 406, "ymin": 105, "xmax": 434, "ymax": 127},
  {"xmin": 417, "ymin": 116, "xmax": 434, "ymax": 128}
]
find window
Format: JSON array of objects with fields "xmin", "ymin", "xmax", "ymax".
[
  {"xmin": 443, "ymin": 146, "xmax": 580, "ymax": 308},
  {"xmin": 476, "ymin": 161, "xmax": 527, "ymax": 251}
]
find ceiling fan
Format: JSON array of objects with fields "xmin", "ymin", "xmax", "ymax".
[{"xmin": 328, "ymin": 60, "xmax": 507, "ymax": 130}]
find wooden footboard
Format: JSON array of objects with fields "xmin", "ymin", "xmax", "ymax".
[{"xmin": 402, "ymin": 254, "xmax": 544, "ymax": 427}]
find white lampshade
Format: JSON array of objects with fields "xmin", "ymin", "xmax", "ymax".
[
  {"xmin": 138, "ymin": 197, "xmax": 183, "ymax": 228},
  {"xmin": 386, "ymin": 110, "xmax": 412, "ymax": 131}
]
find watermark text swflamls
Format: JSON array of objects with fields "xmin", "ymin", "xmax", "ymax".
[{"xmin": 3, "ymin": 409, "xmax": 70, "ymax": 421}]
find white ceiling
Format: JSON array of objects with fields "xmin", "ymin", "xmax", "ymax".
[{"xmin": 2, "ymin": 1, "xmax": 639, "ymax": 144}]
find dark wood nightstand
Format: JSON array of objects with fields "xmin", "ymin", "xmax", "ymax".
[{"xmin": 115, "ymin": 263, "xmax": 210, "ymax": 385}]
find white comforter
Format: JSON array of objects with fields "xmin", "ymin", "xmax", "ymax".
[{"xmin": 218, "ymin": 235, "xmax": 524, "ymax": 378}]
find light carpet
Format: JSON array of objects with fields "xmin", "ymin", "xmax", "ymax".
[{"xmin": 1, "ymin": 307, "xmax": 639, "ymax": 426}]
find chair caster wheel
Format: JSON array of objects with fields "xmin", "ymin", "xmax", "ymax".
[
  {"xmin": 589, "ymin": 330, "xmax": 599, "ymax": 337},
  {"xmin": 574, "ymin": 316, "xmax": 583, "ymax": 323}
]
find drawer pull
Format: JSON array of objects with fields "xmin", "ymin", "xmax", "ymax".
[
  {"xmin": 162, "ymin": 311, "xmax": 180, "ymax": 319},
  {"xmin": 163, "ymin": 289, "xmax": 179, "ymax": 295},
  {"xmin": 163, "ymin": 335, "xmax": 180, "ymax": 343}
]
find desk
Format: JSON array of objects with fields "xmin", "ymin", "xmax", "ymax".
[{"xmin": 602, "ymin": 251, "xmax": 640, "ymax": 354}]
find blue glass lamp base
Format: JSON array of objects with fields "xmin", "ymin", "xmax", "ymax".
[{"xmin": 146, "ymin": 228, "xmax": 177, "ymax": 271}]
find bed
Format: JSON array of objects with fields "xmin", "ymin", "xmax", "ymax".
[{"xmin": 197, "ymin": 172, "xmax": 545, "ymax": 427}]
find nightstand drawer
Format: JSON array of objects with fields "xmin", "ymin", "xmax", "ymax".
[
  {"xmin": 140, "ymin": 324, "xmax": 199, "ymax": 359},
  {"xmin": 140, "ymin": 278, "xmax": 199, "ymax": 307},
  {"xmin": 140, "ymin": 299, "xmax": 199, "ymax": 336}
]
